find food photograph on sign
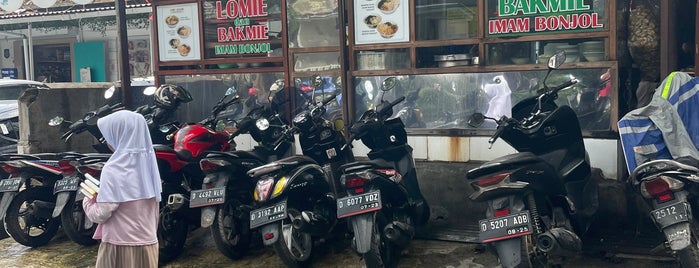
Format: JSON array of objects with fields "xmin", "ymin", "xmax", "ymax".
[
  {"xmin": 354, "ymin": 0, "xmax": 408, "ymax": 44},
  {"xmin": 157, "ymin": 3, "xmax": 201, "ymax": 61}
]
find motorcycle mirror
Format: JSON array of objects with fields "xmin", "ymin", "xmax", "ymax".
[
  {"xmin": 215, "ymin": 119, "xmax": 227, "ymax": 132},
  {"xmin": 381, "ymin": 77, "xmax": 398, "ymax": 91},
  {"xmin": 159, "ymin": 124, "xmax": 172, "ymax": 133},
  {"xmin": 104, "ymin": 86, "xmax": 116, "ymax": 99},
  {"xmin": 467, "ymin": 113, "xmax": 486, "ymax": 127},
  {"xmin": 143, "ymin": 86, "xmax": 157, "ymax": 96},
  {"xmin": 48, "ymin": 116, "xmax": 65, "ymax": 127},
  {"xmin": 311, "ymin": 75, "xmax": 323, "ymax": 88},
  {"xmin": 225, "ymin": 86, "xmax": 236, "ymax": 96},
  {"xmin": 548, "ymin": 50, "xmax": 566, "ymax": 69}
]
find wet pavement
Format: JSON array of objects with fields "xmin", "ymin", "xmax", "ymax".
[{"xmin": 0, "ymin": 226, "xmax": 682, "ymax": 268}]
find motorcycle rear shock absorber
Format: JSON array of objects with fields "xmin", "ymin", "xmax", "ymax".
[{"xmin": 527, "ymin": 194, "xmax": 543, "ymax": 234}]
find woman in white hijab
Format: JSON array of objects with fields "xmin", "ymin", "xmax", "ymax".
[{"xmin": 82, "ymin": 110, "xmax": 162, "ymax": 268}]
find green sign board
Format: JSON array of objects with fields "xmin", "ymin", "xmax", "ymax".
[{"xmin": 487, "ymin": 0, "xmax": 606, "ymax": 37}]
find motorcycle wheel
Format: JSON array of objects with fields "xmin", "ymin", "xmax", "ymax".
[
  {"xmin": 363, "ymin": 211, "xmax": 399, "ymax": 268},
  {"xmin": 157, "ymin": 208, "xmax": 188, "ymax": 264},
  {"xmin": 272, "ymin": 209, "xmax": 314, "ymax": 268},
  {"xmin": 210, "ymin": 199, "xmax": 251, "ymax": 260},
  {"xmin": 4, "ymin": 187, "xmax": 60, "ymax": 247},
  {"xmin": 59, "ymin": 192, "xmax": 97, "ymax": 246},
  {"xmin": 676, "ymin": 221, "xmax": 699, "ymax": 268}
]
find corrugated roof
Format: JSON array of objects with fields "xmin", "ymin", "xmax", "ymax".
[{"xmin": 0, "ymin": 0, "xmax": 150, "ymax": 18}]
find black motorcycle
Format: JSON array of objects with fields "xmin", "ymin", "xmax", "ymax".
[
  {"xmin": 338, "ymin": 76, "xmax": 430, "ymax": 268},
  {"xmin": 246, "ymin": 75, "xmax": 354, "ymax": 267},
  {"xmin": 465, "ymin": 51, "xmax": 598, "ymax": 268},
  {"xmin": 190, "ymin": 93, "xmax": 292, "ymax": 260}
]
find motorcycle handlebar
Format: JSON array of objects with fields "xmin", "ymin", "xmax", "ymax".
[
  {"xmin": 321, "ymin": 94, "xmax": 337, "ymax": 106},
  {"xmin": 547, "ymin": 79, "xmax": 578, "ymax": 95},
  {"xmin": 378, "ymin": 96, "xmax": 406, "ymax": 115}
]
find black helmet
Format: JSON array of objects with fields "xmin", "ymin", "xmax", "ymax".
[{"xmin": 154, "ymin": 84, "xmax": 193, "ymax": 108}]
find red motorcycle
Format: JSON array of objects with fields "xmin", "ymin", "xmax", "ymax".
[{"xmin": 155, "ymin": 88, "xmax": 240, "ymax": 263}]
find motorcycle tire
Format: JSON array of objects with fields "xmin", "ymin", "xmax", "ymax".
[
  {"xmin": 4, "ymin": 187, "xmax": 60, "ymax": 247},
  {"xmin": 210, "ymin": 199, "xmax": 251, "ymax": 260},
  {"xmin": 157, "ymin": 208, "xmax": 188, "ymax": 264},
  {"xmin": 363, "ymin": 211, "xmax": 399, "ymax": 268},
  {"xmin": 60, "ymin": 192, "xmax": 97, "ymax": 246},
  {"xmin": 272, "ymin": 209, "xmax": 314, "ymax": 268},
  {"xmin": 676, "ymin": 221, "xmax": 699, "ymax": 268}
]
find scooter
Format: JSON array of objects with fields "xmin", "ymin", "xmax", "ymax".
[
  {"xmin": 627, "ymin": 158, "xmax": 699, "ymax": 268},
  {"xmin": 465, "ymin": 51, "xmax": 599, "ymax": 267},
  {"xmin": 191, "ymin": 90, "xmax": 293, "ymax": 260},
  {"xmin": 338, "ymin": 76, "xmax": 430, "ymax": 268},
  {"xmin": 246, "ymin": 75, "xmax": 354, "ymax": 267}
]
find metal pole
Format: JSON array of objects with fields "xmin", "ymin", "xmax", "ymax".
[
  {"xmin": 27, "ymin": 24, "xmax": 34, "ymax": 81},
  {"xmin": 116, "ymin": 0, "xmax": 132, "ymax": 108}
]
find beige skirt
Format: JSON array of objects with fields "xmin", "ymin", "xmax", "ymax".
[{"xmin": 95, "ymin": 242, "xmax": 158, "ymax": 268}]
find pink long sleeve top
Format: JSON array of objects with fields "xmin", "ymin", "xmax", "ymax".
[{"xmin": 82, "ymin": 197, "xmax": 159, "ymax": 246}]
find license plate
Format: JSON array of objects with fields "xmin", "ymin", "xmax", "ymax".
[
  {"xmin": 0, "ymin": 178, "xmax": 22, "ymax": 192},
  {"xmin": 478, "ymin": 211, "xmax": 533, "ymax": 243},
  {"xmin": 337, "ymin": 191, "xmax": 382, "ymax": 218},
  {"xmin": 189, "ymin": 187, "xmax": 225, "ymax": 208},
  {"xmin": 250, "ymin": 201, "xmax": 287, "ymax": 229},
  {"xmin": 54, "ymin": 176, "xmax": 81, "ymax": 194},
  {"xmin": 651, "ymin": 202, "xmax": 691, "ymax": 229}
]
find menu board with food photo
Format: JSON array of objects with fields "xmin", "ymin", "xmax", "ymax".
[
  {"xmin": 157, "ymin": 3, "xmax": 201, "ymax": 61},
  {"xmin": 354, "ymin": 0, "xmax": 409, "ymax": 45}
]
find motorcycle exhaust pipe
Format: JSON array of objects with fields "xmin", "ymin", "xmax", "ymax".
[
  {"xmin": 383, "ymin": 221, "xmax": 415, "ymax": 245},
  {"xmin": 536, "ymin": 227, "xmax": 582, "ymax": 254},
  {"xmin": 166, "ymin": 194, "xmax": 185, "ymax": 210},
  {"xmin": 290, "ymin": 210, "xmax": 331, "ymax": 235}
]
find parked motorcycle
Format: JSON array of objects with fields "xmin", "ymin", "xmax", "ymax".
[
  {"xmin": 627, "ymin": 158, "xmax": 699, "ymax": 268},
  {"xmin": 246, "ymin": 75, "xmax": 354, "ymax": 267},
  {"xmin": 155, "ymin": 88, "xmax": 240, "ymax": 263},
  {"xmin": 338, "ymin": 76, "xmax": 430, "ymax": 268},
  {"xmin": 465, "ymin": 51, "xmax": 599, "ymax": 268},
  {"xmin": 191, "ymin": 90, "xmax": 293, "ymax": 260}
]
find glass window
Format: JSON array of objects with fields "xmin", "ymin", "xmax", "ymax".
[
  {"xmin": 415, "ymin": 0, "xmax": 478, "ymax": 41},
  {"xmin": 485, "ymin": 0, "xmax": 607, "ymax": 37},
  {"xmin": 287, "ymin": 0, "xmax": 340, "ymax": 48},
  {"xmin": 486, "ymin": 38, "xmax": 607, "ymax": 65},
  {"xmin": 417, "ymin": 45, "xmax": 477, "ymax": 68},
  {"xmin": 294, "ymin": 52, "xmax": 341, "ymax": 72},
  {"xmin": 353, "ymin": 67, "xmax": 613, "ymax": 131},
  {"xmin": 292, "ymin": 75, "xmax": 343, "ymax": 122},
  {"xmin": 201, "ymin": 0, "xmax": 284, "ymax": 59},
  {"xmin": 355, "ymin": 49, "xmax": 410, "ymax": 70},
  {"xmin": 163, "ymin": 73, "xmax": 285, "ymax": 123}
]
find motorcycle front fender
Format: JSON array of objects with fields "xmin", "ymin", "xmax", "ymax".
[
  {"xmin": 260, "ymin": 222, "xmax": 280, "ymax": 246},
  {"xmin": 52, "ymin": 192, "xmax": 71, "ymax": 218},
  {"xmin": 350, "ymin": 212, "xmax": 374, "ymax": 254},
  {"xmin": 663, "ymin": 222, "xmax": 692, "ymax": 251},
  {"xmin": 492, "ymin": 237, "xmax": 524, "ymax": 268},
  {"xmin": 200, "ymin": 206, "xmax": 217, "ymax": 228},
  {"xmin": 0, "ymin": 191, "xmax": 17, "ymax": 220}
]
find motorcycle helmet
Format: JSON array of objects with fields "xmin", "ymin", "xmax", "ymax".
[{"xmin": 154, "ymin": 84, "xmax": 193, "ymax": 108}]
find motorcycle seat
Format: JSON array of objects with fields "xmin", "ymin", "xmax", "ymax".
[
  {"xmin": 466, "ymin": 152, "xmax": 543, "ymax": 180},
  {"xmin": 247, "ymin": 155, "xmax": 317, "ymax": 178},
  {"xmin": 153, "ymin": 144, "xmax": 192, "ymax": 161},
  {"xmin": 204, "ymin": 150, "xmax": 266, "ymax": 162},
  {"xmin": 339, "ymin": 158, "xmax": 394, "ymax": 174}
]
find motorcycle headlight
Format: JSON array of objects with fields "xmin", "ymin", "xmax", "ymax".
[{"xmin": 256, "ymin": 118, "xmax": 270, "ymax": 131}]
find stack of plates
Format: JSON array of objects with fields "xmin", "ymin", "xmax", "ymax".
[{"xmin": 580, "ymin": 41, "xmax": 605, "ymax": 62}]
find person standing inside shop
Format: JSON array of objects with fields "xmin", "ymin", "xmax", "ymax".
[{"xmin": 82, "ymin": 110, "xmax": 161, "ymax": 268}]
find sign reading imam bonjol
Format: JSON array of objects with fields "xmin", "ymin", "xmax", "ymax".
[
  {"xmin": 487, "ymin": 0, "xmax": 606, "ymax": 37},
  {"xmin": 208, "ymin": 0, "xmax": 273, "ymax": 57}
]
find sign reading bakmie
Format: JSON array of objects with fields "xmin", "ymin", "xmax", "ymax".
[
  {"xmin": 488, "ymin": 0, "xmax": 604, "ymax": 36},
  {"xmin": 213, "ymin": 0, "xmax": 271, "ymax": 56}
]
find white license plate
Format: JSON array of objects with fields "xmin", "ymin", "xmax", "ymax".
[
  {"xmin": 250, "ymin": 201, "xmax": 287, "ymax": 229},
  {"xmin": 478, "ymin": 211, "xmax": 533, "ymax": 243},
  {"xmin": 53, "ymin": 176, "xmax": 81, "ymax": 194},
  {"xmin": 651, "ymin": 202, "xmax": 691, "ymax": 229},
  {"xmin": 336, "ymin": 191, "xmax": 382, "ymax": 218}
]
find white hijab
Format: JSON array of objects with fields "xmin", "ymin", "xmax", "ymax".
[
  {"xmin": 484, "ymin": 75, "xmax": 513, "ymax": 119},
  {"xmin": 96, "ymin": 110, "xmax": 162, "ymax": 202}
]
